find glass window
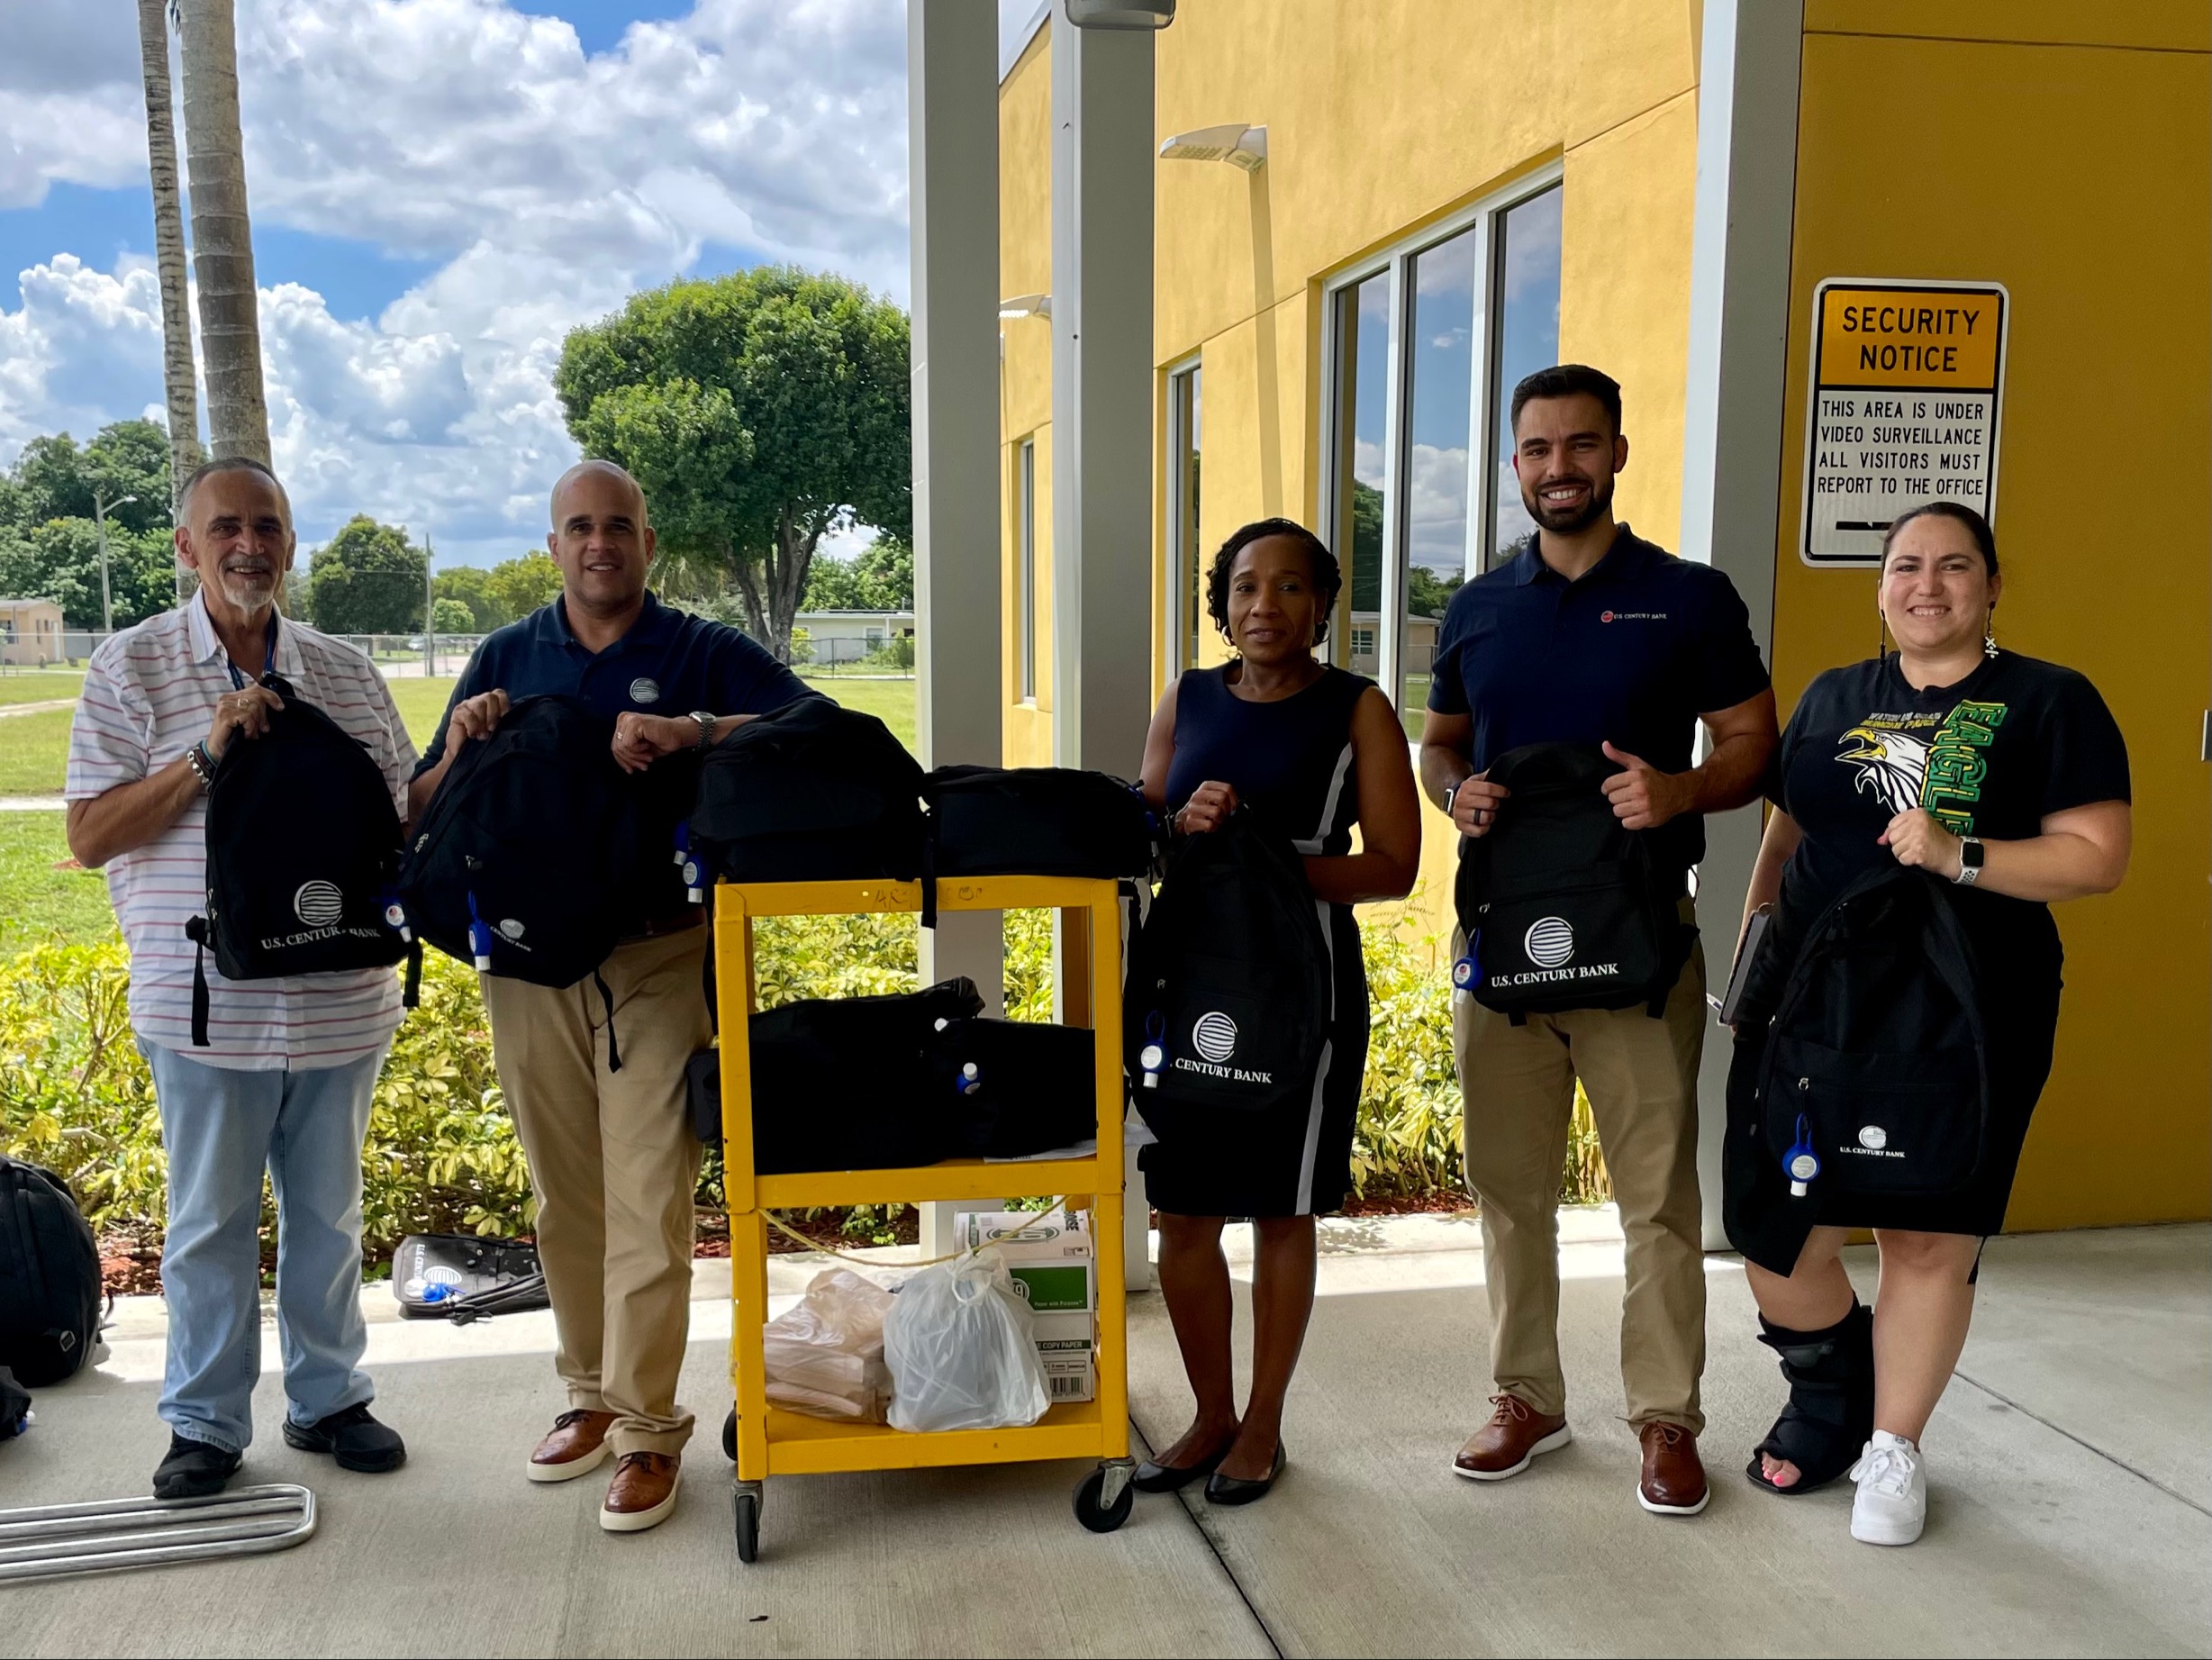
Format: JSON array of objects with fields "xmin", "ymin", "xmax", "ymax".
[
  {"xmin": 1334, "ymin": 271, "xmax": 1392, "ymax": 683},
  {"xmin": 1324, "ymin": 177, "xmax": 1564, "ymax": 734},
  {"xmin": 1486, "ymin": 185, "xmax": 1563, "ymax": 562},
  {"xmin": 1401, "ymin": 226, "xmax": 1476, "ymax": 733},
  {"xmin": 1168, "ymin": 365, "xmax": 1203, "ymax": 671},
  {"xmin": 1018, "ymin": 438, "xmax": 1038, "ymax": 701}
]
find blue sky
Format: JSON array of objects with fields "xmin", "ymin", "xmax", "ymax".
[{"xmin": 0, "ymin": 0, "xmax": 925, "ymax": 568}]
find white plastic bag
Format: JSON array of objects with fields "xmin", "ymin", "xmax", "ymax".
[
  {"xmin": 764, "ymin": 1269, "xmax": 896, "ymax": 1423},
  {"xmin": 883, "ymin": 1249, "xmax": 1051, "ymax": 1433}
]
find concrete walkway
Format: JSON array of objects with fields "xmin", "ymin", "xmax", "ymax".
[
  {"xmin": 0, "ymin": 699, "xmax": 75, "ymax": 718},
  {"xmin": 4, "ymin": 1218, "xmax": 2206, "ymax": 1657}
]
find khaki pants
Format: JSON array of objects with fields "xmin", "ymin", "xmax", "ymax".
[
  {"xmin": 481, "ymin": 928, "xmax": 710, "ymax": 1458},
  {"xmin": 1453, "ymin": 906, "xmax": 1708, "ymax": 1433}
]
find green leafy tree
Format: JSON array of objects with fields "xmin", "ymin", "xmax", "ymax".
[
  {"xmin": 1407, "ymin": 564, "xmax": 1463, "ymax": 620},
  {"xmin": 554, "ymin": 266, "xmax": 911, "ymax": 660},
  {"xmin": 1348, "ymin": 480, "xmax": 1384, "ymax": 612},
  {"xmin": 431, "ymin": 566, "xmax": 500, "ymax": 631},
  {"xmin": 309, "ymin": 516, "xmax": 429, "ymax": 635},
  {"xmin": 5, "ymin": 422, "xmax": 173, "ymax": 536},
  {"xmin": 484, "ymin": 552, "xmax": 563, "ymax": 624},
  {"xmin": 0, "ymin": 519, "xmax": 177, "ymax": 629},
  {"xmin": 802, "ymin": 535, "xmax": 913, "ymax": 612},
  {"xmin": 431, "ymin": 597, "xmax": 475, "ymax": 635}
]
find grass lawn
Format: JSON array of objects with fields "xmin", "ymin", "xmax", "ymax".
[
  {"xmin": 0, "ymin": 709, "xmax": 73, "ymax": 794},
  {"xmin": 802, "ymin": 672, "xmax": 915, "ymax": 752},
  {"xmin": 0, "ymin": 812, "xmax": 118, "ymax": 953},
  {"xmin": 387, "ymin": 677, "xmax": 458, "ymax": 749},
  {"xmin": 0, "ymin": 668, "xmax": 84, "ymax": 707}
]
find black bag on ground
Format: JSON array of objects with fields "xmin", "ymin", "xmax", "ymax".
[
  {"xmin": 1745, "ymin": 866, "xmax": 1990, "ymax": 1203},
  {"xmin": 1125, "ymin": 812, "xmax": 1332, "ymax": 1126},
  {"xmin": 391, "ymin": 1234, "xmax": 549, "ymax": 1324},
  {"xmin": 689, "ymin": 698, "xmax": 926, "ymax": 888},
  {"xmin": 0, "ymin": 1365, "xmax": 28, "ymax": 1440},
  {"xmin": 1453, "ymin": 742, "xmax": 1689, "ymax": 1019},
  {"xmin": 399, "ymin": 695, "xmax": 640, "ymax": 990},
  {"xmin": 739, "ymin": 978, "xmax": 985, "ymax": 1172},
  {"xmin": 926, "ymin": 766, "xmax": 1158, "ymax": 880},
  {"xmin": 927, "ymin": 1018, "xmax": 1100, "ymax": 1157},
  {"xmin": 0, "ymin": 1156, "xmax": 103, "ymax": 1387},
  {"xmin": 185, "ymin": 675, "xmax": 416, "ymax": 1047}
]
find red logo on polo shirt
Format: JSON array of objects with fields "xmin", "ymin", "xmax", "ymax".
[{"xmin": 1602, "ymin": 611, "xmax": 1615, "ymax": 622}]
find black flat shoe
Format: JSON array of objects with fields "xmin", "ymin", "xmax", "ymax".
[
  {"xmin": 1132, "ymin": 1439, "xmax": 1233, "ymax": 1493},
  {"xmin": 1204, "ymin": 1443, "xmax": 1286, "ymax": 1507},
  {"xmin": 283, "ymin": 1402, "xmax": 406, "ymax": 1474},
  {"xmin": 153, "ymin": 1432, "xmax": 241, "ymax": 1500}
]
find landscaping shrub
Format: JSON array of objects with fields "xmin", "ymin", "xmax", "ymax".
[{"xmin": 0, "ymin": 905, "xmax": 1607, "ymax": 1265}]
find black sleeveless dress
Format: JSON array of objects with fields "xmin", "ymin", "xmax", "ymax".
[{"xmin": 1149, "ymin": 663, "xmax": 1373, "ymax": 1218}]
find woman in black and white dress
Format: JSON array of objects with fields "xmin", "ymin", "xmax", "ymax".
[{"xmin": 1132, "ymin": 518, "xmax": 1420, "ymax": 1504}]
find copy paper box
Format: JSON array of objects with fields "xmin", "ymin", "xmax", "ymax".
[{"xmin": 1032, "ymin": 1309, "xmax": 1096, "ymax": 1403}]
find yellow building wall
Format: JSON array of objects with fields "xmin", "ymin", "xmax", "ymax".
[
  {"xmin": 1000, "ymin": 23, "xmax": 1055, "ymax": 768},
  {"xmin": 1775, "ymin": 10, "xmax": 2212, "ymax": 1229}
]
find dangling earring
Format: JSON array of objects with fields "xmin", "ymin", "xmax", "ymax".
[
  {"xmin": 1876, "ymin": 609, "xmax": 1889, "ymax": 660},
  {"xmin": 1982, "ymin": 611, "xmax": 1999, "ymax": 660}
]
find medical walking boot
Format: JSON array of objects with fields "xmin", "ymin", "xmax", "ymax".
[
  {"xmin": 1746, "ymin": 1302, "xmax": 1875, "ymax": 1496},
  {"xmin": 1849, "ymin": 1431, "xmax": 1927, "ymax": 1546},
  {"xmin": 1452, "ymin": 1393, "xmax": 1570, "ymax": 1481}
]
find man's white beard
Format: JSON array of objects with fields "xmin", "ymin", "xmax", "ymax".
[{"xmin": 216, "ymin": 569, "xmax": 277, "ymax": 612}]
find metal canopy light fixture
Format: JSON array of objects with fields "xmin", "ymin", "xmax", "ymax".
[
  {"xmin": 1158, "ymin": 122, "xmax": 1267, "ymax": 173},
  {"xmin": 1064, "ymin": 0, "xmax": 1174, "ymax": 28},
  {"xmin": 999, "ymin": 294, "xmax": 1053, "ymax": 320}
]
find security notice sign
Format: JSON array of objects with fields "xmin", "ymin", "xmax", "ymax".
[{"xmin": 1802, "ymin": 277, "xmax": 2008, "ymax": 567}]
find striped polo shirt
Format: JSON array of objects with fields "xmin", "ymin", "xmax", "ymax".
[{"xmin": 66, "ymin": 594, "xmax": 418, "ymax": 1070}]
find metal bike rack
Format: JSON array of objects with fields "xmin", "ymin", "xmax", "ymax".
[{"xmin": 0, "ymin": 1484, "xmax": 316, "ymax": 1584}]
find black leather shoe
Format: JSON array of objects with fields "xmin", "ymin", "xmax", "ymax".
[
  {"xmin": 153, "ymin": 1432, "xmax": 241, "ymax": 1499},
  {"xmin": 1133, "ymin": 1438, "xmax": 1233, "ymax": 1493},
  {"xmin": 1204, "ymin": 1443, "xmax": 1286, "ymax": 1507},
  {"xmin": 283, "ymin": 1402, "xmax": 407, "ymax": 1474}
]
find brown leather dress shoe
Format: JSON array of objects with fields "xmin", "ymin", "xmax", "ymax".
[
  {"xmin": 527, "ymin": 1410, "xmax": 617, "ymax": 1483},
  {"xmin": 600, "ymin": 1451, "xmax": 683, "ymax": 1533},
  {"xmin": 1452, "ymin": 1393, "xmax": 1571, "ymax": 1481},
  {"xmin": 1636, "ymin": 1421, "xmax": 1710, "ymax": 1516}
]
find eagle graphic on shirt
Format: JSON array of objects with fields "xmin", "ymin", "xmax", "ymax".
[{"xmin": 1836, "ymin": 724, "xmax": 1931, "ymax": 814}]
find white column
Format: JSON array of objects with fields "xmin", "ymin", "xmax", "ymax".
[
  {"xmin": 911, "ymin": 0, "xmax": 1005, "ymax": 1260},
  {"xmin": 1679, "ymin": 0, "xmax": 1804, "ymax": 1248},
  {"xmin": 1052, "ymin": 6, "xmax": 1158, "ymax": 1288}
]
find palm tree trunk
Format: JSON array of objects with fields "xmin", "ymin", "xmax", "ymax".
[
  {"xmin": 177, "ymin": 0, "xmax": 270, "ymax": 468},
  {"xmin": 140, "ymin": 0, "xmax": 203, "ymax": 607}
]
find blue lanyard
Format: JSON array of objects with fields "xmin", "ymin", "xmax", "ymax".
[{"xmin": 224, "ymin": 612, "xmax": 279, "ymax": 690}]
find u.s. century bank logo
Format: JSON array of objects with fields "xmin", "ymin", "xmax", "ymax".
[
  {"xmin": 1600, "ymin": 611, "xmax": 1667, "ymax": 622},
  {"xmin": 1488, "ymin": 915, "xmax": 1621, "ymax": 989}
]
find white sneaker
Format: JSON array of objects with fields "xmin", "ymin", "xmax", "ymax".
[{"xmin": 1849, "ymin": 1430, "xmax": 1926, "ymax": 1546}]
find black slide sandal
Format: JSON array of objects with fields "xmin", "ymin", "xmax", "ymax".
[{"xmin": 1745, "ymin": 1302, "xmax": 1875, "ymax": 1496}]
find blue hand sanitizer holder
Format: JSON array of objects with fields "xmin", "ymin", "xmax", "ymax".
[{"xmin": 1784, "ymin": 1113, "xmax": 1821, "ymax": 1198}]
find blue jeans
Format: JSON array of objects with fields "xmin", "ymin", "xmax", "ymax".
[{"xmin": 142, "ymin": 1044, "xmax": 386, "ymax": 1453}]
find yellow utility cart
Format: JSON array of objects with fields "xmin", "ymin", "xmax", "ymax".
[{"xmin": 712, "ymin": 875, "xmax": 1136, "ymax": 1563}]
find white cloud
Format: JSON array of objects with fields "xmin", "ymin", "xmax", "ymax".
[{"xmin": 0, "ymin": 0, "xmax": 913, "ymax": 567}]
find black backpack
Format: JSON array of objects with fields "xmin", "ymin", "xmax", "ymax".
[
  {"xmin": 1743, "ymin": 866, "xmax": 1990, "ymax": 1202},
  {"xmin": 0, "ymin": 1156, "xmax": 104, "ymax": 1388},
  {"xmin": 926, "ymin": 1017, "xmax": 1101, "ymax": 1157},
  {"xmin": 925, "ymin": 766, "xmax": 1158, "ymax": 880},
  {"xmin": 1453, "ymin": 743, "xmax": 1689, "ymax": 1019},
  {"xmin": 1125, "ymin": 812, "xmax": 1333, "ymax": 1126},
  {"xmin": 399, "ymin": 696, "xmax": 641, "ymax": 992},
  {"xmin": 391, "ymin": 1234, "xmax": 549, "ymax": 1324},
  {"xmin": 730, "ymin": 977, "xmax": 986, "ymax": 1173},
  {"xmin": 689, "ymin": 697, "xmax": 926, "ymax": 892},
  {"xmin": 184, "ymin": 676, "xmax": 416, "ymax": 1048}
]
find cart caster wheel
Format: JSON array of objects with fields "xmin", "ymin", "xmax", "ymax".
[
  {"xmin": 1073, "ymin": 1466, "xmax": 1134, "ymax": 1534},
  {"xmin": 734, "ymin": 1489, "xmax": 761, "ymax": 1563},
  {"xmin": 721, "ymin": 1409, "xmax": 736, "ymax": 1462}
]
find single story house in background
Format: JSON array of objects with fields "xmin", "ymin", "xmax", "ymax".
[
  {"xmin": 0, "ymin": 597, "xmax": 64, "ymax": 666},
  {"xmin": 793, "ymin": 609, "xmax": 916, "ymax": 667}
]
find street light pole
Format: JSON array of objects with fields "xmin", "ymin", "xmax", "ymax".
[{"xmin": 92, "ymin": 491, "xmax": 138, "ymax": 637}]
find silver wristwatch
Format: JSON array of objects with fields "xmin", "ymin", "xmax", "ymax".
[
  {"xmin": 689, "ymin": 711, "xmax": 716, "ymax": 748},
  {"xmin": 1954, "ymin": 837, "xmax": 1984, "ymax": 886}
]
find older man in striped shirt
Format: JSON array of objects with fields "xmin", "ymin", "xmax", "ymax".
[{"xmin": 67, "ymin": 458, "xmax": 414, "ymax": 1500}]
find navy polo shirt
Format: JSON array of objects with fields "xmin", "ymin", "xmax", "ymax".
[
  {"xmin": 1427, "ymin": 525, "xmax": 1769, "ymax": 872},
  {"xmin": 414, "ymin": 591, "xmax": 813, "ymax": 776}
]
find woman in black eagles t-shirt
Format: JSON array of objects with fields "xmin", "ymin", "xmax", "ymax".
[{"xmin": 1725, "ymin": 503, "xmax": 2130, "ymax": 1548}]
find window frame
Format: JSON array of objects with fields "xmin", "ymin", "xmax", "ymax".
[
  {"xmin": 1017, "ymin": 435, "xmax": 1038, "ymax": 703},
  {"xmin": 1165, "ymin": 356, "xmax": 1203, "ymax": 676},
  {"xmin": 1318, "ymin": 163, "xmax": 1564, "ymax": 709}
]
